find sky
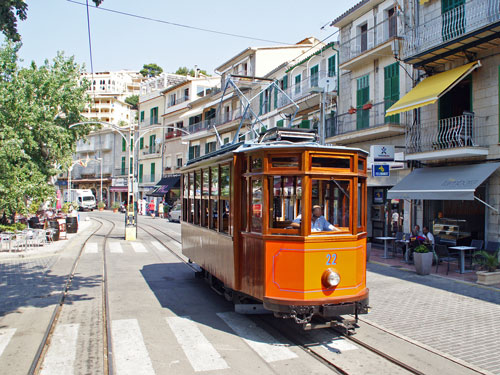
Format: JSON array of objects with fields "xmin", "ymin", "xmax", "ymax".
[{"xmin": 16, "ymin": 0, "xmax": 360, "ymax": 75}]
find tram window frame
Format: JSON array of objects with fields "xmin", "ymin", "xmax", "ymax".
[
  {"xmin": 309, "ymin": 178, "xmax": 352, "ymax": 235},
  {"xmin": 250, "ymin": 156, "xmax": 263, "ymax": 172},
  {"xmin": 182, "ymin": 174, "xmax": 188, "ymax": 222},
  {"xmin": 310, "ymin": 154, "xmax": 353, "ymax": 172},
  {"xmin": 268, "ymin": 175, "xmax": 301, "ymax": 235},
  {"xmin": 209, "ymin": 165, "xmax": 219, "ymax": 231},
  {"xmin": 194, "ymin": 171, "xmax": 201, "ymax": 225},
  {"xmin": 188, "ymin": 172, "xmax": 195, "ymax": 223},
  {"xmin": 250, "ymin": 177, "xmax": 263, "ymax": 233},
  {"xmin": 358, "ymin": 158, "xmax": 366, "ymax": 174},
  {"xmin": 269, "ymin": 154, "xmax": 301, "ymax": 170},
  {"xmin": 357, "ymin": 179, "xmax": 367, "ymax": 231},
  {"xmin": 219, "ymin": 164, "xmax": 231, "ymax": 234},
  {"xmin": 201, "ymin": 169, "xmax": 210, "ymax": 227}
]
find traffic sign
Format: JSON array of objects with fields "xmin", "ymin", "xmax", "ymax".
[{"xmin": 372, "ymin": 164, "xmax": 390, "ymax": 177}]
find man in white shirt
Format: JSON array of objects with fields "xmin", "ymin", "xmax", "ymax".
[
  {"xmin": 422, "ymin": 226, "xmax": 435, "ymax": 246},
  {"xmin": 291, "ymin": 205, "xmax": 341, "ymax": 232}
]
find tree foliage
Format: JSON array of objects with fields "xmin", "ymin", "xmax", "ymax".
[
  {"xmin": 174, "ymin": 66, "xmax": 210, "ymax": 77},
  {"xmin": 140, "ymin": 63, "xmax": 163, "ymax": 78},
  {"xmin": 125, "ymin": 94, "xmax": 139, "ymax": 110},
  {"xmin": 0, "ymin": 42, "xmax": 91, "ymax": 215},
  {"xmin": 1, "ymin": 0, "xmax": 103, "ymax": 42}
]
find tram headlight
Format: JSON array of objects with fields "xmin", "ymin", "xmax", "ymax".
[{"xmin": 322, "ymin": 268, "xmax": 341, "ymax": 288}]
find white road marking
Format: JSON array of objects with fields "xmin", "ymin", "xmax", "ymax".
[
  {"xmin": 40, "ymin": 323, "xmax": 79, "ymax": 375},
  {"xmin": 109, "ymin": 242, "xmax": 123, "ymax": 253},
  {"xmin": 0, "ymin": 328, "xmax": 16, "ymax": 358},
  {"xmin": 112, "ymin": 319, "xmax": 155, "ymax": 375},
  {"xmin": 150, "ymin": 240, "xmax": 166, "ymax": 251},
  {"xmin": 217, "ymin": 312, "xmax": 298, "ymax": 363},
  {"xmin": 131, "ymin": 242, "xmax": 148, "ymax": 253},
  {"xmin": 166, "ymin": 316, "xmax": 229, "ymax": 372},
  {"xmin": 324, "ymin": 338, "xmax": 358, "ymax": 352},
  {"xmin": 84, "ymin": 242, "xmax": 98, "ymax": 254}
]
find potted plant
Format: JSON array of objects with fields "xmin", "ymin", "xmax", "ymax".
[
  {"xmin": 413, "ymin": 245, "xmax": 433, "ymax": 275},
  {"xmin": 366, "ymin": 238, "xmax": 372, "ymax": 262},
  {"xmin": 362, "ymin": 101, "xmax": 373, "ymax": 110},
  {"xmin": 97, "ymin": 201, "xmax": 106, "ymax": 211},
  {"xmin": 348, "ymin": 106, "xmax": 356, "ymax": 114},
  {"xmin": 112, "ymin": 202, "xmax": 120, "ymax": 213},
  {"xmin": 474, "ymin": 251, "xmax": 500, "ymax": 285}
]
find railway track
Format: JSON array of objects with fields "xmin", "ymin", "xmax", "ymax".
[
  {"xmin": 29, "ymin": 217, "xmax": 115, "ymax": 375},
  {"xmin": 138, "ymin": 220, "xmax": 425, "ymax": 375}
]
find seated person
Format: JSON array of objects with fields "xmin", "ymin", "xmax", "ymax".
[
  {"xmin": 291, "ymin": 205, "xmax": 341, "ymax": 232},
  {"xmin": 422, "ymin": 226, "xmax": 435, "ymax": 247}
]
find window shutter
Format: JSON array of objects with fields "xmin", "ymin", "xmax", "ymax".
[
  {"xmin": 189, "ymin": 146, "xmax": 194, "ymax": 160},
  {"xmin": 274, "ymin": 83, "xmax": 278, "ymax": 109},
  {"xmin": 283, "ymin": 75, "xmax": 288, "ymax": 90},
  {"xmin": 259, "ymin": 92, "xmax": 263, "ymax": 115},
  {"xmin": 139, "ymin": 164, "xmax": 143, "ymax": 183},
  {"xmin": 205, "ymin": 143, "xmax": 209, "ymax": 154},
  {"xmin": 276, "ymin": 119, "xmax": 284, "ymax": 128},
  {"xmin": 140, "ymin": 137, "xmax": 144, "ymax": 149},
  {"xmin": 121, "ymin": 157, "xmax": 125, "ymax": 174},
  {"xmin": 150, "ymin": 163, "xmax": 155, "ymax": 182},
  {"xmin": 140, "ymin": 111, "xmax": 144, "ymax": 122},
  {"xmin": 122, "ymin": 138, "xmax": 126, "ymax": 152},
  {"xmin": 300, "ymin": 120, "xmax": 310, "ymax": 129}
]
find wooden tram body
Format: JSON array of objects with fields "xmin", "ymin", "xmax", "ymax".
[{"xmin": 181, "ymin": 133, "xmax": 369, "ymax": 324}]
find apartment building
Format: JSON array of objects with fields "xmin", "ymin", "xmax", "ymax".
[
  {"xmin": 327, "ymin": 0, "xmax": 414, "ymax": 239},
  {"xmin": 68, "ymin": 70, "xmax": 143, "ymax": 206},
  {"xmin": 384, "ymin": 0, "xmax": 500, "ymax": 244}
]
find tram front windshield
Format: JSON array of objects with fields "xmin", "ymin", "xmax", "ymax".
[{"xmin": 311, "ymin": 179, "xmax": 350, "ymax": 233}]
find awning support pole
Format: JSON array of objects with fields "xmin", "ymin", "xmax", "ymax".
[{"xmin": 474, "ymin": 196, "xmax": 499, "ymax": 213}]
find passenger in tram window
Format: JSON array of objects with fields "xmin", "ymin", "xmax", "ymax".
[{"xmin": 291, "ymin": 205, "xmax": 341, "ymax": 232}]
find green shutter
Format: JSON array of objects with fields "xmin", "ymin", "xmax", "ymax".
[
  {"xmin": 150, "ymin": 163, "xmax": 155, "ymax": 182},
  {"xmin": 300, "ymin": 120, "xmax": 310, "ymax": 129},
  {"xmin": 140, "ymin": 137, "xmax": 144, "ymax": 149},
  {"xmin": 122, "ymin": 138, "xmax": 126, "ymax": 152},
  {"xmin": 189, "ymin": 146, "xmax": 194, "ymax": 160},
  {"xmin": 150, "ymin": 108, "xmax": 154, "ymax": 125},
  {"xmin": 310, "ymin": 65, "xmax": 319, "ymax": 86},
  {"xmin": 384, "ymin": 63, "xmax": 400, "ymax": 124},
  {"xmin": 328, "ymin": 55, "xmax": 336, "ymax": 77},
  {"xmin": 139, "ymin": 164, "xmax": 143, "ymax": 183},
  {"xmin": 276, "ymin": 119, "xmax": 284, "ymax": 128},
  {"xmin": 274, "ymin": 82, "xmax": 278, "ymax": 109},
  {"xmin": 267, "ymin": 89, "xmax": 272, "ymax": 112},
  {"xmin": 259, "ymin": 92, "xmax": 263, "ymax": 115},
  {"xmin": 140, "ymin": 111, "xmax": 144, "ymax": 122},
  {"xmin": 283, "ymin": 75, "xmax": 288, "ymax": 89},
  {"xmin": 129, "ymin": 157, "xmax": 132, "ymax": 173},
  {"xmin": 205, "ymin": 143, "xmax": 210, "ymax": 154},
  {"xmin": 121, "ymin": 156, "xmax": 125, "ymax": 174},
  {"xmin": 356, "ymin": 75, "xmax": 370, "ymax": 130}
]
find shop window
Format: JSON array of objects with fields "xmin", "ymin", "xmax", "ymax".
[
  {"xmin": 210, "ymin": 166, "xmax": 219, "ymax": 231},
  {"xmin": 220, "ymin": 165, "xmax": 230, "ymax": 234},
  {"xmin": 310, "ymin": 179, "xmax": 351, "ymax": 234},
  {"xmin": 251, "ymin": 177, "xmax": 263, "ymax": 233},
  {"xmin": 311, "ymin": 156, "xmax": 351, "ymax": 169},
  {"xmin": 269, "ymin": 176, "xmax": 301, "ymax": 233}
]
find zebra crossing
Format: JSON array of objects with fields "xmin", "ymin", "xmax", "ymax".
[
  {"xmin": 0, "ymin": 311, "xmax": 335, "ymax": 374},
  {"xmin": 82, "ymin": 240, "xmax": 171, "ymax": 255}
]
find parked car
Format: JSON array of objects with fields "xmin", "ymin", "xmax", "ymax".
[{"xmin": 168, "ymin": 204, "xmax": 182, "ymax": 223}]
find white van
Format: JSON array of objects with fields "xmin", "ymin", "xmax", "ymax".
[
  {"xmin": 168, "ymin": 203, "xmax": 182, "ymax": 222},
  {"xmin": 71, "ymin": 189, "xmax": 96, "ymax": 211}
]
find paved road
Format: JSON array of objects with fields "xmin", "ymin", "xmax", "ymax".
[{"xmin": 0, "ymin": 211, "xmax": 497, "ymax": 374}]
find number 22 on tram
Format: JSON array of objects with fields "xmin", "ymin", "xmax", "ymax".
[{"xmin": 181, "ymin": 140, "xmax": 369, "ymax": 327}]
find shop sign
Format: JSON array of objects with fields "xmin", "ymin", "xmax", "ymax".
[
  {"xmin": 371, "ymin": 145, "xmax": 395, "ymax": 162},
  {"xmin": 373, "ymin": 189, "xmax": 384, "ymax": 204},
  {"xmin": 112, "ymin": 178, "xmax": 127, "ymax": 186},
  {"xmin": 372, "ymin": 164, "xmax": 390, "ymax": 177}
]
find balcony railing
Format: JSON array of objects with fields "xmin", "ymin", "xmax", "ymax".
[
  {"xmin": 139, "ymin": 117, "xmax": 161, "ymax": 126},
  {"xmin": 186, "ymin": 110, "xmax": 244, "ymax": 135},
  {"xmin": 274, "ymin": 70, "xmax": 337, "ymax": 110},
  {"xmin": 339, "ymin": 15, "xmax": 400, "ymax": 64},
  {"xmin": 402, "ymin": 0, "xmax": 500, "ymax": 59},
  {"xmin": 168, "ymin": 96, "xmax": 189, "ymax": 107},
  {"xmin": 187, "ymin": 118, "xmax": 217, "ymax": 134},
  {"xmin": 405, "ymin": 113, "xmax": 484, "ymax": 154},
  {"xmin": 139, "ymin": 174, "xmax": 157, "ymax": 184},
  {"xmin": 165, "ymin": 129, "xmax": 183, "ymax": 139},
  {"xmin": 326, "ymin": 101, "xmax": 409, "ymax": 138},
  {"xmin": 73, "ymin": 164, "xmax": 113, "ymax": 178}
]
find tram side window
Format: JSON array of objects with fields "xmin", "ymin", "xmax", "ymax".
[
  {"xmin": 188, "ymin": 172, "xmax": 194, "ymax": 223},
  {"xmin": 269, "ymin": 176, "xmax": 301, "ymax": 231},
  {"xmin": 251, "ymin": 177, "xmax": 263, "ymax": 233},
  {"xmin": 357, "ymin": 180, "xmax": 366, "ymax": 230},
  {"xmin": 201, "ymin": 169, "xmax": 209, "ymax": 227},
  {"xmin": 182, "ymin": 174, "xmax": 188, "ymax": 222},
  {"xmin": 210, "ymin": 166, "xmax": 218, "ymax": 231},
  {"xmin": 220, "ymin": 165, "xmax": 230, "ymax": 234},
  {"xmin": 310, "ymin": 179, "xmax": 351, "ymax": 233},
  {"xmin": 194, "ymin": 171, "xmax": 201, "ymax": 225}
]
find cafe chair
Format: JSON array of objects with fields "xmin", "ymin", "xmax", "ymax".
[
  {"xmin": 434, "ymin": 244, "xmax": 458, "ymax": 275},
  {"xmin": 469, "ymin": 239, "xmax": 484, "ymax": 267},
  {"xmin": 485, "ymin": 241, "xmax": 499, "ymax": 254}
]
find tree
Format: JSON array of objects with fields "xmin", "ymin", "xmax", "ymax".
[
  {"xmin": 0, "ymin": 42, "xmax": 91, "ymax": 215},
  {"xmin": 175, "ymin": 66, "xmax": 210, "ymax": 77},
  {"xmin": 125, "ymin": 95, "xmax": 139, "ymax": 110},
  {"xmin": 1, "ymin": 1, "xmax": 103, "ymax": 42},
  {"xmin": 140, "ymin": 63, "xmax": 163, "ymax": 78}
]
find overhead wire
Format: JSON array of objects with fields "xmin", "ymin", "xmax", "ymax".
[
  {"xmin": 84, "ymin": 0, "xmax": 96, "ymax": 104},
  {"xmin": 66, "ymin": 0, "xmax": 292, "ymax": 45}
]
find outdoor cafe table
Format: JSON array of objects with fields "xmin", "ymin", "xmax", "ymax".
[
  {"xmin": 448, "ymin": 246, "xmax": 476, "ymax": 274},
  {"xmin": 375, "ymin": 236, "xmax": 397, "ymax": 259}
]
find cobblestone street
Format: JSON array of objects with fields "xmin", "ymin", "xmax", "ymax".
[{"xmin": 366, "ymin": 262, "xmax": 500, "ymax": 374}]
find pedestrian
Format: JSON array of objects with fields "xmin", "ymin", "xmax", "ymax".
[
  {"xmin": 158, "ymin": 200, "xmax": 164, "ymax": 219},
  {"xmin": 149, "ymin": 200, "xmax": 156, "ymax": 218}
]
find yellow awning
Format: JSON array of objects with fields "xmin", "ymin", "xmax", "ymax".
[
  {"xmin": 419, "ymin": 0, "xmax": 430, "ymax": 4},
  {"xmin": 385, "ymin": 61, "xmax": 481, "ymax": 117}
]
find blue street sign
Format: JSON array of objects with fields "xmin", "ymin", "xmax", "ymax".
[{"xmin": 372, "ymin": 164, "xmax": 390, "ymax": 177}]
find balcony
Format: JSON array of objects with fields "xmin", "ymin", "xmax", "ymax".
[
  {"xmin": 168, "ymin": 95, "xmax": 189, "ymax": 108},
  {"xmin": 72, "ymin": 164, "xmax": 113, "ymax": 178},
  {"xmin": 339, "ymin": 15, "xmax": 401, "ymax": 70},
  {"xmin": 139, "ymin": 117, "xmax": 160, "ymax": 127},
  {"xmin": 274, "ymin": 70, "xmax": 338, "ymax": 113},
  {"xmin": 402, "ymin": 0, "xmax": 500, "ymax": 65},
  {"xmin": 138, "ymin": 174, "xmax": 157, "ymax": 185},
  {"xmin": 405, "ymin": 113, "xmax": 488, "ymax": 161},
  {"xmin": 187, "ymin": 118, "xmax": 217, "ymax": 135},
  {"xmin": 326, "ymin": 101, "xmax": 407, "ymax": 145},
  {"xmin": 141, "ymin": 148, "xmax": 161, "ymax": 158},
  {"xmin": 165, "ymin": 130, "xmax": 183, "ymax": 140}
]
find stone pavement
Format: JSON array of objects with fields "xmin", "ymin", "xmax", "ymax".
[{"xmin": 365, "ymin": 262, "xmax": 500, "ymax": 374}]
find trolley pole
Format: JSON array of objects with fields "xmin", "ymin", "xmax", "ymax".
[{"xmin": 125, "ymin": 125, "xmax": 137, "ymax": 241}]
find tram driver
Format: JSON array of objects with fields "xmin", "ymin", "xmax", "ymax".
[{"xmin": 291, "ymin": 205, "xmax": 341, "ymax": 232}]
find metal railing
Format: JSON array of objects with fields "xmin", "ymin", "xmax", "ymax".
[
  {"xmin": 339, "ymin": 15, "xmax": 400, "ymax": 64},
  {"xmin": 139, "ymin": 117, "xmax": 161, "ymax": 126},
  {"xmin": 73, "ymin": 164, "xmax": 113, "ymax": 178},
  {"xmin": 114, "ymin": 168, "xmax": 129, "ymax": 176},
  {"xmin": 138, "ymin": 174, "xmax": 157, "ymax": 184},
  {"xmin": 165, "ymin": 129, "xmax": 183, "ymax": 139},
  {"xmin": 402, "ymin": 0, "xmax": 500, "ymax": 59},
  {"xmin": 186, "ymin": 109, "xmax": 243, "ymax": 135},
  {"xmin": 326, "ymin": 101, "xmax": 409, "ymax": 138},
  {"xmin": 405, "ymin": 113, "xmax": 484, "ymax": 154},
  {"xmin": 167, "ymin": 95, "xmax": 189, "ymax": 107}
]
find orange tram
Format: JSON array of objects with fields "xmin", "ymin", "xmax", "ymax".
[{"xmin": 181, "ymin": 129, "xmax": 369, "ymax": 328}]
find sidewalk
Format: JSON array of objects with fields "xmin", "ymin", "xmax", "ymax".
[{"xmin": 366, "ymin": 251, "xmax": 500, "ymax": 374}]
